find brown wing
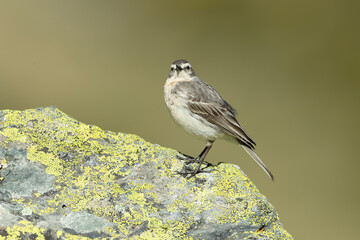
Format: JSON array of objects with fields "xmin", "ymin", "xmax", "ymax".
[
  {"xmin": 173, "ymin": 79, "xmax": 256, "ymax": 149},
  {"xmin": 188, "ymin": 101, "xmax": 256, "ymax": 150}
]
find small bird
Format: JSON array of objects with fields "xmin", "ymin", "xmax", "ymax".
[{"xmin": 164, "ymin": 59, "xmax": 274, "ymax": 180}]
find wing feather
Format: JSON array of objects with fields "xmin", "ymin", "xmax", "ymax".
[
  {"xmin": 173, "ymin": 80, "xmax": 256, "ymax": 149},
  {"xmin": 189, "ymin": 101, "xmax": 256, "ymax": 149}
]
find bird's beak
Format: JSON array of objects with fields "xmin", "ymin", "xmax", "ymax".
[{"xmin": 175, "ymin": 65, "xmax": 182, "ymax": 72}]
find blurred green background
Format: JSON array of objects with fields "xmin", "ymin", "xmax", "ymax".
[{"xmin": 0, "ymin": 1, "xmax": 359, "ymax": 239}]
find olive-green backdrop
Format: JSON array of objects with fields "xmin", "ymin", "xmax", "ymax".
[{"xmin": 1, "ymin": 1, "xmax": 359, "ymax": 239}]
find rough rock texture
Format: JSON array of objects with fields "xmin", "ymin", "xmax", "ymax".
[{"xmin": 0, "ymin": 107, "xmax": 292, "ymax": 240}]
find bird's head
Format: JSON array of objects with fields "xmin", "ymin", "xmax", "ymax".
[{"xmin": 168, "ymin": 59, "xmax": 196, "ymax": 80}]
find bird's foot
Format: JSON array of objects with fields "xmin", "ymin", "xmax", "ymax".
[
  {"xmin": 176, "ymin": 161, "xmax": 213, "ymax": 178},
  {"xmin": 177, "ymin": 153, "xmax": 213, "ymax": 166},
  {"xmin": 177, "ymin": 154, "xmax": 202, "ymax": 167},
  {"xmin": 177, "ymin": 169, "xmax": 201, "ymax": 178}
]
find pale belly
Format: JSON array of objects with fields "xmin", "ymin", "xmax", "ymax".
[
  {"xmin": 164, "ymin": 77, "xmax": 225, "ymax": 141},
  {"xmin": 166, "ymin": 102, "xmax": 224, "ymax": 141}
]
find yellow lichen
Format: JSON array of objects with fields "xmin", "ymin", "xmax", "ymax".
[
  {"xmin": 56, "ymin": 230, "xmax": 62, "ymax": 238},
  {"xmin": 5, "ymin": 220, "xmax": 46, "ymax": 240},
  {"xmin": 0, "ymin": 128, "xmax": 27, "ymax": 143},
  {"xmin": 0, "ymin": 158, "xmax": 7, "ymax": 167}
]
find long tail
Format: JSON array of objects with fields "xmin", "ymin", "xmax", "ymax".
[{"xmin": 241, "ymin": 145, "xmax": 274, "ymax": 181}]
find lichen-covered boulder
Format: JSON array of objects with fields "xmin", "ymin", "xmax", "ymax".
[{"xmin": 0, "ymin": 107, "xmax": 292, "ymax": 239}]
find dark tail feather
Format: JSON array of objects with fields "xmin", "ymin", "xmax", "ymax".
[{"xmin": 241, "ymin": 145, "xmax": 274, "ymax": 181}]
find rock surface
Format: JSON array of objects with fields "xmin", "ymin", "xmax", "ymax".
[{"xmin": 0, "ymin": 107, "xmax": 292, "ymax": 239}]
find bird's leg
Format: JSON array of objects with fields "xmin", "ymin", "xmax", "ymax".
[
  {"xmin": 177, "ymin": 144, "xmax": 209, "ymax": 163},
  {"xmin": 177, "ymin": 141, "xmax": 213, "ymax": 177},
  {"xmin": 191, "ymin": 141, "xmax": 213, "ymax": 175}
]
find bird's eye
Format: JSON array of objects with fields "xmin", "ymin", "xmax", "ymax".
[
  {"xmin": 186, "ymin": 66, "xmax": 191, "ymax": 70},
  {"xmin": 170, "ymin": 67, "xmax": 175, "ymax": 71}
]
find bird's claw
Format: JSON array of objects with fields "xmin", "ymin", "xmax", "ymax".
[
  {"xmin": 176, "ymin": 169, "xmax": 202, "ymax": 178},
  {"xmin": 176, "ymin": 162, "xmax": 213, "ymax": 178},
  {"xmin": 177, "ymin": 154, "xmax": 213, "ymax": 166}
]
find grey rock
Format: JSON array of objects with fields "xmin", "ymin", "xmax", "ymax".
[
  {"xmin": 0, "ymin": 107, "xmax": 293, "ymax": 239},
  {"xmin": 0, "ymin": 204, "xmax": 18, "ymax": 227},
  {"xmin": 0, "ymin": 156, "xmax": 55, "ymax": 198},
  {"xmin": 61, "ymin": 212, "xmax": 110, "ymax": 234}
]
